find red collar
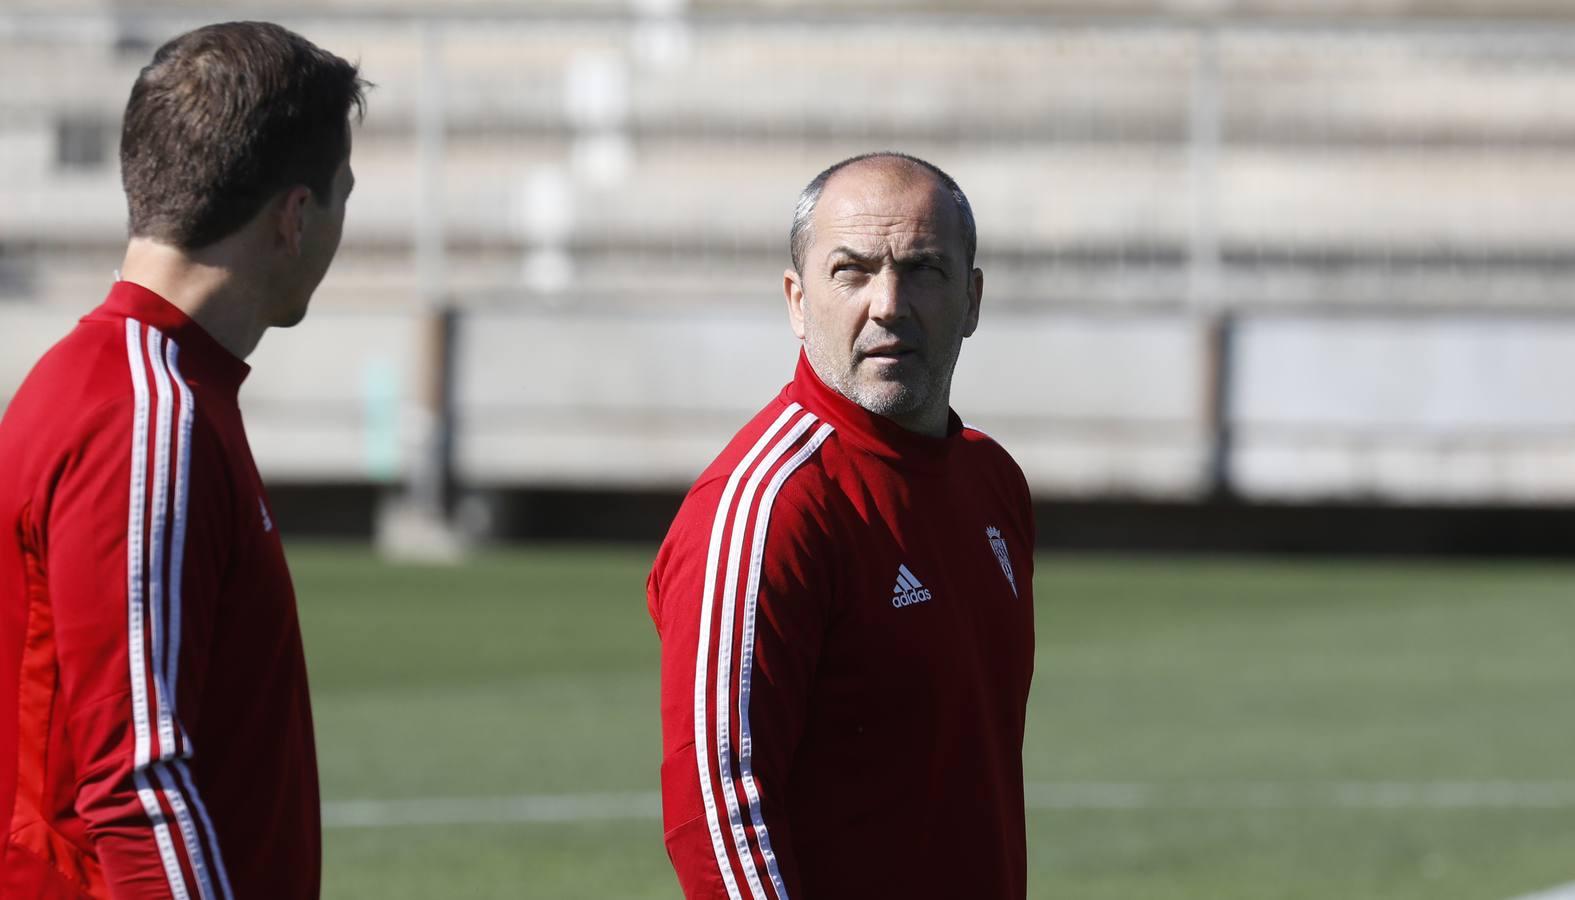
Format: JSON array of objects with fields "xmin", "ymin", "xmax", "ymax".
[
  {"xmin": 94, "ymin": 281, "xmax": 251, "ymax": 394},
  {"xmin": 784, "ymin": 350, "xmax": 962, "ymax": 473}
]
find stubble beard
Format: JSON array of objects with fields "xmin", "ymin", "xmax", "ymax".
[
  {"xmin": 804, "ymin": 321, "xmax": 950, "ymax": 423},
  {"xmin": 843, "ymin": 360, "xmax": 929, "ymax": 419}
]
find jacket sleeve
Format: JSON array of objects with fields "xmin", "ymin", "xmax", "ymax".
[
  {"xmin": 45, "ymin": 387, "xmax": 234, "ymax": 899},
  {"xmin": 649, "ymin": 465, "xmax": 838, "ymax": 900}
]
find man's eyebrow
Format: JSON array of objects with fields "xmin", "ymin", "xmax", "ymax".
[
  {"xmin": 825, "ymin": 246, "xmax": 955, "ymax": 270},
  {"xmin": 826, "ymin": 246, "xmax": 878, "ymax": 265},
  {"xmin": 896, "ymin": 250, "xmax": 950, "ymax": 267}
]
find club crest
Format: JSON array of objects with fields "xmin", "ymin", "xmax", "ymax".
[{"xmin": 986, "ymin": 526, "xmax": 1017, "ymax": 597}]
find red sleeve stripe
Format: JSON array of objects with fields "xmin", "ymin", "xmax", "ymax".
[
  {"xmin": 734, "ymin": 420, "xmax": 833, "ymax": 900},
  {"xmin": 123, "ymin": 320, "xmax": 233, "ymax": 900}
]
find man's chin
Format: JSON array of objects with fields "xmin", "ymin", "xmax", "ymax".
[{"xmin": 850, "ymin": 380, "xmax": 927, "ymax": 420}]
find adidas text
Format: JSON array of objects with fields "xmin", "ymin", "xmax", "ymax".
[{"xmin": 891, "ymin": 563, "xmax": 931, "ymax": 607}]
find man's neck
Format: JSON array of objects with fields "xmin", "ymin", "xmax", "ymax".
[
  {"xmin": 883, "ymin": 406, "xmax": 950, "ymax": 439},
  {"xmin": 118, "ymin": 237, "xmax": 269, "ymax": 360}
]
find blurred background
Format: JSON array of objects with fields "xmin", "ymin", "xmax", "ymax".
[{"xmin": 2, "ymin": 1, "xmax": 1574, "ymax": 898}]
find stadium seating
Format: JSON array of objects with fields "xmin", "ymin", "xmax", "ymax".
[{"xmin": 4, "ymin": 6, "xmax": 1575, "ymax": 503}]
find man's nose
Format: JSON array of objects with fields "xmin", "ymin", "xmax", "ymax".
[{"xmin": 867, "ymin": 269, "xmax": 909, "ymax": 322}]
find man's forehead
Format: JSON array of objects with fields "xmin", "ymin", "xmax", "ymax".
[{"xmin": 814, "ymin": 165, "xmax": 959, "ymax": 252}]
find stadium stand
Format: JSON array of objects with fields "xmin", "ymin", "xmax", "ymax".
[{"xmin": 4, "ymin": 2, "xmax": 1575, "ymax": 519}]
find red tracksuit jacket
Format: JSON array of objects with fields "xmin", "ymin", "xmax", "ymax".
[
  {"xmin": 648, "ymin": 352, "xmax": 1036, "ymax": 899},
  {"xmin": 0, "ymin": 282, "xmax": 320, "ymax": 899}
]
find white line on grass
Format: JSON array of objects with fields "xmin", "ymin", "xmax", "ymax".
[
  {"xmin": 321, "ymin": 781, "xmax": 1575, "ymax": 829},
  {"xmin": 1024, "ymin": 781, "xmax": 1575, "ymax": 811},
  {"xmin": 1508, "ymin": 882, "xmax": 1575, "ymax": 900}
]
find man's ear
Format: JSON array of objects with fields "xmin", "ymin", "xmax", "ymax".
[
  {"xmin": 962, "ymin": 267, "xmax": 983, "ymax": 338},
  {"xmin": 276, "ymin": 186, "xmax": 314, "ymax": 256},
  {"xmin": 784, "ymin": 268, "xmax": 807, "ymax": 340}
]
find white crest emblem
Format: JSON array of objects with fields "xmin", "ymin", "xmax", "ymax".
[
  {"xmin": 986, "ymin": 526, "xmax": 1017, "ymax": 597},
  {"xmin": 259, "ymin": 497, "xmax": 274, "ymax": 533}
]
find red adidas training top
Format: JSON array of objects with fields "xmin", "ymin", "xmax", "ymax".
[
  {"xmin": 0, "ymin": 282, "xmax": 319, "ymax": 899},
  {"xmin": 648, "ymin": 352, "xmax": 1036, "ymax": 900}
]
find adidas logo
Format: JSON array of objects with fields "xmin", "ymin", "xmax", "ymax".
[{"xmin": 891, "ymin": 564, "xmax": 933, "ymax": 608}]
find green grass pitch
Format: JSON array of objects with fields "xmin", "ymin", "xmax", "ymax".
[{"xmin": 291, "ymin": 544, "xmax": 1575, "ymax": 899}]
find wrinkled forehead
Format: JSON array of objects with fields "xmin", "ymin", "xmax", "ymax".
[{"xmin": 812, "ymin": 163, "xmax": 963, "ymax": 258}]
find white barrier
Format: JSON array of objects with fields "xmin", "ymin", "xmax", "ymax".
[
  {"xmin": 11, "ymin": 305, "xmax": 1573, "ymax": 503},
  {"xmin": 1233, "ymin": 315, "xmax": 1575, "ymax": 503}
]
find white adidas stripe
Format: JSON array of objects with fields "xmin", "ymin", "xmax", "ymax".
[
  {"xmin": 124, "ymin": 321, "xmax": 231, "ymax": 900},
  {"xmin": 154, "ymin": 767, "xmax": 212, "ymax": 900},
  {"xmin": 125, "ymin": 320, "xmax": 189, "ymax": 898},
  {"xmin": 692, "ymin": 403, "xmax": 830, "ymax": 900},
  {"xmin": 175, "ymin": 759, "xmax": 233, "ymax": 897},
  {"xmin": 151, "ymin": 332, "xmax": 230, "ymax": 900},
  {"xmin": 164, "ymin": 342, "xmax": 233, "ymax": 895},
  {"xmin": 693, "ymin": 404, "xmax": 801, "ymax": 900},
  {"xmin": 146, "ymin": 328, "xmax": 218, "ymax": 900},
  {"xmin": 144, "ymin": 327, "xmax": 179, "ymax": 766},
  {"xmin": 735, "ymin": 421, "xmax": 833, "ymax": 900},
  {"xmin": 163, "ymin": 340, "xmax": 194, "ymax": 752},
  {"xmin": 124, "ymin": 320, "xmax": 153, "ymax": 772},
  {"xmin": 714, "ymin": 410, "xmax": 818, "ymax": 900}
]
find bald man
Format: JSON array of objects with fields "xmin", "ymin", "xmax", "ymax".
[{"xmin": 648, "ymin": 153, "xmax": 1035, "ymax": 900}]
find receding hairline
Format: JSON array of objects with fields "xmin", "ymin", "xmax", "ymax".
[
  {"xmin": 817, "ymin": 157, "xmax": 963, "ymax": 229},
  {"xmin": 825, "ymin": 152, "xmax": 937, "ymax": 187},
  {"xmin": 790, "ymin": 151, "xmax": 976, "ymax": 274}
]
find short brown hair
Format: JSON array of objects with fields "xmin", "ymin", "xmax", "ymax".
[{"xmin": 120, "ymin": 21, "xmax": 368, "ymax": 249}]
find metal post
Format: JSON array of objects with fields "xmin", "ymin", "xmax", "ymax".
[
  {"xmin": 1202, "ymin": 311, "xmax": 1236, "ymax": 502},
  {"xmin": 1190, "ymin": 24, "xmax": 1235, "ymax": 501},
  {"xmin": 411, "ymin": 18, "xmax": 451, "ymax": 520},
  {"xmin": 378, "ymin": 19, "xmax": 464, "ymax": 560}
]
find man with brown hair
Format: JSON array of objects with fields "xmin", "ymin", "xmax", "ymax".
[{"xmin": 0, "ymin": 21, "xmax": 366, "ymax": 899}]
